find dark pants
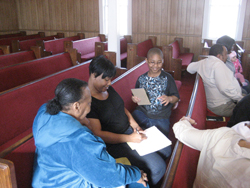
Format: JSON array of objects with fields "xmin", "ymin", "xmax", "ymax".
[{"xmin": 108, "ymin": 110, "xmax": 172, "ymax": 186}]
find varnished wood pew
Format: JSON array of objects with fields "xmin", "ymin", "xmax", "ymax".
[
  {"xmin": 0, "ymin": 31, "xmax": 26, "ymax": 39},
  {"xmin": 161, "ymin": 72, "xmax": 229, "ymax": 188},
  {"xmin": 95, "ymin": 35, "xmax": 132, "ymax": 68},
  {"xmin": 0, "ymin": 57, "xmax": 181, "ymax": 188},
  {"xmin": 162, "ymin": 37, "xmax": 194, "ymax": 81},
  {"xmin": 0, "ymin": 32, "xmax": 45, "ymax": 53},
  {"xmin": 126, "ymin": 36, "xmax": 157, "ymax": 70},
  {"xmin": 0, "ymin": 60, "xmax": 91, "ymax": 188},
  {"xmin": 64, "ymin": 34, "xmax": 106, "ymax": 62},
  {"xmin": 0, "ymin": 49, "xmax": 79, "ymax": 93},
  {"xmin": 0, "ymin": 45, "xmax": 10, "ymax": 55},
  {"xmin": 0, "ymin": 46, "xmax": 42, "ymax": 68},
  {"xmin": 12, "ymin": 33, "xmax": 64, "ymax": 52},
  {"xmin": 37, "ymin": 33, "xmax": 85, "ymax": 56}
]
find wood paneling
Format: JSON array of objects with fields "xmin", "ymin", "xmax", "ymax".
[
  {"xmin": 0, "ymin": 0, "xmax": 19, "ymax": 33},
  {"xmin": 1, "ymin": 0, "xmax": 250, "ymax": 59},
  {"xmin": 132, "ymin": 0, "xmax": 205, "ymax": 61},
  {"xmin": 14, "ymin": 0, "xmax": 99, "ymax": 38}
]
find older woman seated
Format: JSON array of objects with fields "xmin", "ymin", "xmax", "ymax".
[{"xmin": 32, "ymin": 78, "xmax": 149, "ymax": 188}]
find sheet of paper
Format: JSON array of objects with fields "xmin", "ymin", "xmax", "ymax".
[
  {"xmin": 127, "ymin": 126, "xmax": 172, "ymax": 156},
  {"xmin": 131, "ymin": 88, "xmax": 151, "ymax": 105}
]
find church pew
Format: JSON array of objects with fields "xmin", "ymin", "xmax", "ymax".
[
  {"xmin": 0, "ymin": 60, "xmax": 91, "ymax": 188},
  {"xmin": 0, "ymin": 45, "xmax": 10, "ymax": 55},
  {"xmin": 0, "ymin": 32, "xmax": 45, "ymax": 53},
  {"xmin": 0, "ymin": 46, "xmax": 42, "ymax": 68},
  {"xmin": 64, "ymin": 34, "xmax": 106, "ymax": 62},
  {"xmin": 37, "ymin": 33, "xmax": 85, "ymax": 56},
  {"xmin": 12, "ymin": 33, "xmax": 64, "ymax": 52},
  {"xmin": 95, "ymin": 35, "xmax": 132, "ymax": 68},
  {"xmin": 126, "ymin": 36, "xmax": 157, "ymax": 70},
  {"xmin": 0, "ymin": 57, "xmax": 181, "ymax": 188},
  {"xmin": 0, "ymin": 49, "xmax": 79, "ymax": 93},
  {"xmin": 0, "ymin": 31, "xmax": 26, "ymax": 39},
  {"xmin": 161, "ymin": 73, "xmax": 230, "ymax": 188},
  {"xmin": 162, "ymin": 37, "xmax": 194, "ymax": 81}
]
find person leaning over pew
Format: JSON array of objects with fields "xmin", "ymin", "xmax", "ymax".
[
  {"xmin": 131, "ymin": 48, "xmax": 180, "ymax": 138},
  {"xmin": 32, "ymin": 78, "xmax": 149, "ymax": 188},
  {"xmin": 173, "ymin": 116, "xmax": 250, "ymax": 188},
  {"xmin": 187, "ymin": 44, "xmax": 243, "ymax": 117},
  {"xmin": 86, "ymin": 56, "xmax": 169, "ymax": 186}
]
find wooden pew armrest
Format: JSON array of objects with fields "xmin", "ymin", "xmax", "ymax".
[
  {"xmin": 43, "ymin": 50, "xmax": 52, "ymax": 57},
  {"xmin": 171, "ymin": 58, "xmax": 182, "ymax": 81},
  {"xmin": 160, "ymin": 141, "xmax": 184, "ymax": 188},
  {"xmin": 0, "ymin": 158, "xmax": 17, "ymax": 188},
  {"xmin": 0, "ymin": 45, "xmax": 10, "ymax": 54}
]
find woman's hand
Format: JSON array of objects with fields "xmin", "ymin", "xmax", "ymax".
[
  {"xmin": 129, "ymin": 130, "xmax": 147, "ymax": 143},
  {"xmin": 180, "ymin": 116, "xmax": 197, "ymax": 125},
  {"xmin": 132, "ymin": 96, "xmax": 141, "ymax": 103},
  {"xmin": 137, "ymin": 170, "xmax": 148, "ymax": 187}
]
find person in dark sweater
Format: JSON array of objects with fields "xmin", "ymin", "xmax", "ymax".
[
  {"xmin": 227, "ymin": 94, "xmax": 250, "ymax": 127},
  {"xmin": 87, "ymin": 55, "xmax": 171, "ymax": 186}
]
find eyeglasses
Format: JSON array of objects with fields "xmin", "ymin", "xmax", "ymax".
[{"xmin": 148, "ymin": 60, "xmax": 163, "ymax": 66}]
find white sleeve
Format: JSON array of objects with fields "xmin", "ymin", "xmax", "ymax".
[
  {"xmin": 173, "ymin": 120, "xmax": 212, "ymax": 151},
  {"xmin": 187, "ymin": 62, "xmax": 198, "ymax": 74},
  {"xmin": 214, "ymin": 64, "xmax": 243, "ymax": 102}
]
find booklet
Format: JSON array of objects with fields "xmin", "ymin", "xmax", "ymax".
[
  {"xmin": 131, "ymin": 88, "xmax": 151, "ymax": 105},
  {"xmin": 127, "ymin": 126, "xmax": 172, "ymax": 156}
]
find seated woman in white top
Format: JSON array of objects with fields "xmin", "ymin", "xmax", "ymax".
[{"xmin": 173, "ymin": 116, "xmax": 250, "ymax": 188}]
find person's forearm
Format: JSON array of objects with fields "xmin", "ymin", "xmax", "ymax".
[
  {"xmin": 96, "ymin": 130, "xmax": 132, "ymax": 144},
  {"xmin": 169, "ymin": 95, "xmax": 179, "ymax": 104},
  {"xmin": 124, "ymin": 108, "xmax": 139, "ymax": 129}
]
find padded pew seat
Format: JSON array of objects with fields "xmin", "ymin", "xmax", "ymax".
[
  {"xmin": 170, "ymin": 40, "xmax": 194, "ymax": 69},
  {"xmin": 73, "ymin": 36, "xmax": 102, "ymax": 62}
]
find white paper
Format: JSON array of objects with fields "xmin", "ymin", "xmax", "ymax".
[
  {"xmin": 131, "ymin": 88, "xmax": 151, "ymax": 105},
  {"xmin": 127, "ymin": 126, "xmax": 172, "ymax": 156}
]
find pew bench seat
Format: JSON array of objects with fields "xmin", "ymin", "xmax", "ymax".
[
  {"xmin": 0, "ymin": 61, "xmax": 91, "ymax": 188},
  {"xmin": 0, "ymin": 51, "xmax": 77, "ymax": 92},
  {"xmin": 0, "ymin": 58, "xmax": 182, "ymax": 188},
  {"xmin": 39, "ymin": 33, "xmax": 85, "ymax": 56},
  {"xmin": 0, "ymin": 48, "xmax": 41, "ymax": 68},
  {"xmin": 64, "ymin": 35, "xmax": 105, "ymax": 62},
  {"xmin": 163, "ymin": 74, "xmax": 229, "ymax": 188}
]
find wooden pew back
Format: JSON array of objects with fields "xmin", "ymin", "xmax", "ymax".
[
  {"xmin": 0, "ymin": 51, "xmax": 77, "ymax": 92},
  {"xmin": 0, "ymin": 31, "xmax": 26, "ymax": 39},
  {"xmin": 127, "ymin": 37, "xmax": 156, "ymax": 70},
  {"xmin": 42, "ymin": 35, "xmax": 83, "ymax": 55},
  {"xmin": 0, "ymin": 47, "xmax": 42, "ymax": 68},
  {"xmin": 0, "ymin": 32, "xmax": 45, "ymax": 52},
  {"xmin": 14, "ymin": 33, "xmax": 64, "ymax": 52},
  {"xmin": 0, "ymin": 61, "xmax": 91, "ymax": 188}
]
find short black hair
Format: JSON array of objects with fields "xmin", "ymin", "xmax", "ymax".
[
  {"xmin": 216, "ymin": 35, "xmax": 235, "ymax": 52},
  {"xmin": 46, "ymin": 78, "xmax": 88, "ymax": 115},
  {"xmin": 147, "ymin": 48, "xmax": 163, "ymax": 59},
  {"xmin": 209, "ymin": 44, "xmax": 225, "ymax": 57},
  {"xmin": 89, "ymin": 55, "xmax": 116, "ymax": 78}
]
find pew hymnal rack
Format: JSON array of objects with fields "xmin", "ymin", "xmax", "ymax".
[{"xmin": 127, "ymin": 126, "xmax": 172, "ymax": 156}]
